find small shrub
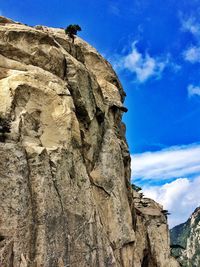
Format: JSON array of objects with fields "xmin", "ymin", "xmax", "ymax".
[
  {"xmin": 161, "ymin": 209, "xmax": 171, "ymax": 217},
  {"xmin": 65, "ymin": 24, "xmax": 81, "ymax": 43},
  {"xmin": 131, "ymin": 183, "xmax": 142, "ymax": 192}
]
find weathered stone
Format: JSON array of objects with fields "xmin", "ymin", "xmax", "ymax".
[{"xmin": 0, "ymin": 16, "xmax": 179, "ymax": 267}]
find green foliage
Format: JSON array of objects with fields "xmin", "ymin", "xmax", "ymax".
[
  {"xmin": 170, "ymin": 244, "xmax": 185, "ymax": 250},
  {"xmin": 65, "ymin": 24, "xmax": 81, "ymax": 38},
  {"xmin": 131, "ymin": 183, "xmax": 142, "ymax": 192},
  {"xmin": 170, "ymin": 221, "xmax": 190, "ymax": 249},
  {"xmin": 170, "ymin": 217, "xmax": 194, "ymax": 266}
]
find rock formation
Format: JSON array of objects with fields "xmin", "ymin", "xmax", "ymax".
[
  {"xmin": 0, "ymin": 16, "xmax": 179, "ymax": 267},
  {"xmin": 170, "ymin": 207, "xmax": 200, "ymax": 267}
]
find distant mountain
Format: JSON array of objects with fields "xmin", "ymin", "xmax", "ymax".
[{"xmin": 170, "ymin": 207, "xmax": 200, "ymax": 267}]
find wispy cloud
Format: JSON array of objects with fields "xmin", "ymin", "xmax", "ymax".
[
  {"xmin": 188, "ymin": 84, "xmax": 200, "ymax": 97},
  {"xmin": 114, "ymin": 42, "xmax": 168, "ymax": 83},
  {"xmin": 143, "ymin": 177, "xmax": 200, "ymax": 227},
  {"xmin": 181, "ymin": 17, "xmax": 200, "ymax": 94},
  {"xmin": 181, "ymin": 16, "xmax": 200, "ymax": 39},
  {"xmin": 131, "ymin": 143, "xmax": 200, "ymax": 182},
  {"xmin": 108, "ymin": 2, "xmax": 120, "ymax": 16},
  {"xmin": 181, "ymin": 16, "xmax": 200, "ymax": 65},
  {"xmin": 183, "ymin": 46, "xmax": 200, "ymax": 63},
  {"xmin": 131, "ymin": 143, "xmax": 200, "ymax": 227}
]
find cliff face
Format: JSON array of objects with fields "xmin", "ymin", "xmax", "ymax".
[
  {"xmin": 170, "ymin": 207, "xmax": 200, "ymax": 267},
  {"xmin": 0, "ymin": 16, "xmax": 179, "ymax": 267}
]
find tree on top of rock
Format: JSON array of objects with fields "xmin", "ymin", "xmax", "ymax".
[{"xmin": 65, "ymin": 24, "xmax": 81, "ymax": 43}]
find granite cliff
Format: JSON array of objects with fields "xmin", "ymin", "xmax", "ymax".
[
  {"xmin": 0, "ymin": 16, "xmax": 179, "ymax": 267},
  {"xmin": 170, "ymin": 207, "xmax": 200, "ymax": 267}
]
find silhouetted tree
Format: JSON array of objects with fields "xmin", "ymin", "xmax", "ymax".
[
  {"xmin": 161, "ymin": 209, "xmax": 171, "ymax": 218},
  {"xmin": 65, "ymin": 24, "xmax": 81, "ymax": 43}
]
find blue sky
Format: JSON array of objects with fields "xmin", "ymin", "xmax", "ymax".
[{"xmin": 1, "ymin": 0, "xmax": 200, "ymax": 227}]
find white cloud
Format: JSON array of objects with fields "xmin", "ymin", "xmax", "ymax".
[
  {"xmin": 183, "ymin": 46, "xmax": 200, "ymax": 63},
  {"xmin": 188, "ymin": 84, "xmax": 200, "ymax": 97},
  {"xmin": 181, "ymin": 17, "xmax": 200, "ymax": 38},
  {"xmin": 143, "ymin": 177, "xmax": 200, "ymax": 228},
  {"xmin": 131, "ymin": 143, "xmax": 200, "ymax": 181},
  {"xmin": 181, "ymin": 16, "xmax": 200, "ymax": 65},
  {"xmin": 115, "ymin": 42, "xmax": 167, "ymax": 83},
  {"xmin": 170, "ymin": 62, "xmax": 182, "ymax": 73},
  {"xmin": 131, "ymin": 143, "xmax": 200, "ymax": 227}
]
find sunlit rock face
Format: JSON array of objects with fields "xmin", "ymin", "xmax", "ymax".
[
  {"xmin": 171, "ymin": 207, "xmax": 200, "ymax": 267},
  {"xmin": 0, "ymin": 16, "xmax": 179, "ymax": 267}
]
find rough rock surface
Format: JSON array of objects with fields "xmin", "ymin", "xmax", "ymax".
[
  {"xmin": 0, "ymin": 16, "xmax": 179, "ymax": 267},
  {"xmin": 170, "ymin": 207, "xmax": 200, "ymax": 267}
]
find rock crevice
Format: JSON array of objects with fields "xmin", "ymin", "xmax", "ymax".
[{"xmin": 0, "ymin": 16, "xmax": 179, "ymax": 267}]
